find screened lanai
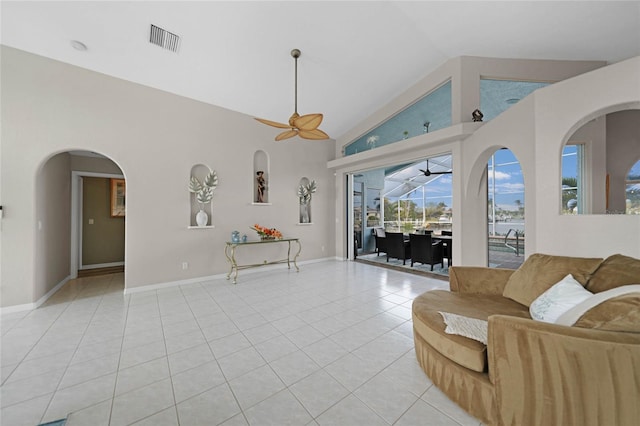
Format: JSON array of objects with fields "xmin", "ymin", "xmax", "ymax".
[{"xmin": 383, "ymin": 154, "xmax": 452, "ymax": 199}]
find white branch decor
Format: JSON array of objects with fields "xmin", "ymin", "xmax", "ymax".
[
  {"xmin": 297, "ymin": 180, "xmax": 317, "ymax": 205},
  {"xmin": 189, "ymin": 171, "xmax": 218, "ymax": 208}
]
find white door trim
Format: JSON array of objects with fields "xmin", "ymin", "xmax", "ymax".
[{"xmin": 70, "ymin": 171, "xmax": 124, "ymax": 277}]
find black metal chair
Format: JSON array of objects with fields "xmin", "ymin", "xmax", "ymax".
[
  {"xmin": 374, "ymin": 228, "xmax": 387, "ymax": 256},
  {"xmin": 409, "ymin": 233, "xmax": 444, "ymax": 270},
  {"xmin": 385, "ymin": 232, "xmax": 411, "ymax": 265}
]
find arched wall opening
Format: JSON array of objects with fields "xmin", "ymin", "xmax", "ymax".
[
  {"xmin": 464, "ymin": 145, "xmax": 526, "ymax": 268},
  {"xmin": 35, "ymin": 149, "xmax": 127, "ymax": 304},
  {"xmin": 560, "ymin": 107, "xmax": 640, "ymax": 215},
  {"xmin": 487, "ymin": 149, "xmax": 525, "ymax": 268}
]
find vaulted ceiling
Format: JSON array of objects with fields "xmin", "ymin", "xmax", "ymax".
[{"xmin": 2, "ymin": 1, "xmax": 639, "ymax": 140}]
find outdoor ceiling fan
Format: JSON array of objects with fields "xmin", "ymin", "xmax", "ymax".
[
  {"xmin": 419, "ymin": 159, "xmax": 452, "ymax": 177},
  {"xmin": 255, "ymin": 49, "xmax": 330, "ymax": 141}
]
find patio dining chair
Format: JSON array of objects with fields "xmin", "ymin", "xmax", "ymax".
[
  {"xmin": 385, "ymin": 232, "xmax": 411, "ymax": 265},
  {"xmin": 409, "ymin": 233, "xmax": 444, "ymax": 270}
]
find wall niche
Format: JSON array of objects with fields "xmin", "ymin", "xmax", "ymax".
[
  {"xmin": 253, "ymin": 150, "xmax": 271, "ymax": 205},
  {"xmin": 297, "ymin": 177, "xmax": 317, "ymax": 224},
  {"xmin": 189, "ymin": 164, "xmax": 218, "ymax": 228}
]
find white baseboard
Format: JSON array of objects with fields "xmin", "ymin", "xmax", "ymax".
[
  {"xmin": 123, "ymin": 273, "xmax": 225, "ymax": 295},
  {"xmin": 0, "ymin": 275, "xmax": 71, "ymax": 314},
  {"xmin": 124, "ymin": 258, "xmax": 336, "ymax": 295},
  {"xmin": 80, "ymin": 261, "xmax": 124, "ymax": 270}
]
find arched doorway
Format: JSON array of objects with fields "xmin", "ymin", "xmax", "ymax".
[
  {"xmin": 487, "ymin": 148, "xmax": 525, "ymax": 269},
  {"xmin": 36, "ymin": 150, "xmax": 126, "ymax": 298}
]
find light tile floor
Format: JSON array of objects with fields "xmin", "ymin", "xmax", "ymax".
[{"xmin": 1, "ymin": 260, "xmax": 482, "ymax": 426}]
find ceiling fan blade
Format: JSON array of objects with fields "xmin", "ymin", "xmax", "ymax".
[
  {"xmin": 255, "ymin": 117, "xmax": 291, "ymax": 129},
  {"xmin": 294, "ymin": 113, "xmax": 323, "ymax": 131},
  {"xmin": 298, "ymin": 128, "xmax": 330, "ymax": 140},
  {"xmin": 275, "ymin": 129, "xmax": 298, "ymax": 141}
]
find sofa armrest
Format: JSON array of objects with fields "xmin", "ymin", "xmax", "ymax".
[
  {"xmin": 487, "ymin": 315, "xmax": 640, "ymax": 426},
  {"xmin": 449, "ymin": 266, "xmax": 515, "ymax": 295}
]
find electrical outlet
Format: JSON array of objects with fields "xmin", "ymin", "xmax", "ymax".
[
  {"xmin": 182, "ymin": 262, "xmax": 188, "ymax": 270},
  {"xmin": 321, "ymin": 245, "xmax": 325, "ymax": 252},
  {"xmin": 88, "ymin": 218, "xmax": 94, "ymax": 225}
]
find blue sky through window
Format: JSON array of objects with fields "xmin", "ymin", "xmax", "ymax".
[{"xmin": 488, "ymin": 149, "xmax": 524, "ymax": 211}]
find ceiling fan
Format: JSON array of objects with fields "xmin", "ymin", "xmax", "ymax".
[
  {"xmin": 255, "ymin": 49, "xmax": 330, "ymax": 141},
  {"xmin": 419, "ymin": 159, "xmax": 452, "ymax": 177}
]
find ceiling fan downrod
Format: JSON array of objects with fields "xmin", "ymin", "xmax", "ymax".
[{"xmin": 292, "ymin": 49, "xmax": 300, "ymax": 115}]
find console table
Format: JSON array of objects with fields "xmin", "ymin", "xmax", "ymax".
[{"xmin": 224, "ymin": 238, "xmax": 301, "ymax": 284}]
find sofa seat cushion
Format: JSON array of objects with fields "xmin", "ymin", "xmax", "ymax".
[{"xmin": 412, "ymin": 290, "xmax": 530, "ymax": 373}]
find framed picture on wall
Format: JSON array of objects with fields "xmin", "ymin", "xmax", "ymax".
[{"xmin": 110, "ymin": 178, "xmax": 126, "ymax": 217}]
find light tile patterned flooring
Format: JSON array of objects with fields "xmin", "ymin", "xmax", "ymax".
[{"xmin": 1, "ymin": 260, "xmax": 482, "ymax": 426}]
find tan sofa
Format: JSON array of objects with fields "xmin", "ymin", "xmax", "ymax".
[{"xmin": 412, "ymin": 253, "xmax": 640, "ymax": 426}]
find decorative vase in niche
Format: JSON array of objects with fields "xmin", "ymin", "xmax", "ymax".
[
  {"xmin": 300, "ymin": 204, "xmax": 310, "ymax": 224},
  {"xmin": 196, "ymin": 210, "xmax": 208, "ymax": 227}
]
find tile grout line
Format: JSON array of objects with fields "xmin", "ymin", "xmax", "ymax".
[{"xmin": 37, "ymin": 277, "xmax": 114, "ymax": 424}]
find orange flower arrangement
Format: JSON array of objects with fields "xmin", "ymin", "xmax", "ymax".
[{"xmin": 251, "ymin": 224, "xmax": 283, "ymax": 240}]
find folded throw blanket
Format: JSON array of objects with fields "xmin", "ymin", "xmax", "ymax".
[{"xmin": 439, "ymin": 311, "xmax": 488, "ymax": 344}]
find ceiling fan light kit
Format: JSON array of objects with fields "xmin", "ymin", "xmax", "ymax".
[{"xmin": 255, "ymin": 49, "xmax": 330, "ymax": 141}]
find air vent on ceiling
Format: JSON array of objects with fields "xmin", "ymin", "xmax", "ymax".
[{"xmin": 149, "ymin": 24, "xmax": 180, "ymax": 53}]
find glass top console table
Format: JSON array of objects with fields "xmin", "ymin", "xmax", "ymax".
[{"xmin": 224, "ymin": 238, "xmax": 301, "ymax": 284}]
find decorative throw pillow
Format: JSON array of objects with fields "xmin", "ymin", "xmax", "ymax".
[
  {"xmin": 529, "ymin": 274, "xmax": 593, "ymax": 323},
  {"xmin": 502, "ymin": 253, "xmax": 602, "ymax": 307},
  {"xmin": 586, "ymin": 254, "xmax": 640, "ymax": 293}
]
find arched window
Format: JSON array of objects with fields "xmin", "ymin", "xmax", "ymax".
[{"xmin": 626, "ymin": 160, "xmax": 640, "ymax": 214}]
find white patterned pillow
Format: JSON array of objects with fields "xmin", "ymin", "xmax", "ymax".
[{"xmin": 530, "ymin": 274, "xmax": 593, "ymax": 323}]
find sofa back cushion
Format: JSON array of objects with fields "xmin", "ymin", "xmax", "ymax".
[
  {"xmin": 586, "ymin": 254, "xmax": 640, "ymax": 293},
  {"xmin": 574, "ymin": 293, "xmax": 640, "ymax": 333},
  {"xmin": 502, "ymin": 253, "xmax": 602, "ymax": 307}
]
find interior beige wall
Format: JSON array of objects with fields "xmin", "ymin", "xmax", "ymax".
[
  {"xmin": 331, "ymin": 56, "xmax": 608, "ymax": 262},
  {"xmin": 82, "ymin": 177, "xmax": 125, "ymax": 266},
  {"xmin": 1, "ymin": 46, "xmax": 336, "ymax": 307},
  {"xmin": 34, "ymin": 152, "xmax": 71, "ymax": 302},
  {"xmin": 532, "ymin": 57, "xmax": 640, "ymax": 258},
  {"xmin": 71, "ymin": 154, "xmax": 124, "ymax": 175},
  {"xmin": 606, "ymin": 110, "xmax": 640, "ymax": 213},
  {"xmin": 461, "ymin": 58, "xmax": 640, "ymax": 263}
]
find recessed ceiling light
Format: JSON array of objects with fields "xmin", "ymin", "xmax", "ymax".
[
  {"xmin": 70, "ymin": 40, "xmax": 87, "ymax": 51},
  {"xmin": 506, "ymin": 98, "xmax": 520, "ymax": 104}
]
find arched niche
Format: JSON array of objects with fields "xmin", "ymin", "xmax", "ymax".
[
  {"xmin": 253, "ymin": 150, "xmax": 270, "ymax": 204},
  {"xmin": 189, "ymin": 164, "xmax": 215, "ymax": 227},
  {"xmin": 298, "ymin": 177, "xmax": 313, "ymax": 224},
  {"xmin": 560, "ymin": 108, "xmax": 640, "ymax": 214}
]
